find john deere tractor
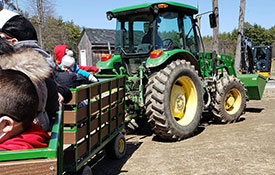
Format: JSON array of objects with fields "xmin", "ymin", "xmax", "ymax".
[{"xmin": 96, "ymin": 2, "xmax": 266, "ymax": 140}]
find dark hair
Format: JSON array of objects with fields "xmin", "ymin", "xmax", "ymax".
[
  {"xmin": 0, "ymin": 37, "xmax": 14, "ymax": 55},
  {"xmin": 0, "ymin": 69, "xmax": 38, "ymax": 128},
  {"xmin": 2, "ymin": 15, "xmax": 37, "ymax": 41}
]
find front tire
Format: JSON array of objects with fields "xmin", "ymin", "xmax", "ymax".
[
  {"xmin": 145, "ymin": 60, "xmax": 203, "ymax": 140},
  {"xmin": 212, "ymin": 76, "xmax": 246, "ymax": 123}
]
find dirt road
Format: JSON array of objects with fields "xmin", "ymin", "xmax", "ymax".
[{"xmin": 92, "ymin": 88, "xmax": 275, "ymax": 175}]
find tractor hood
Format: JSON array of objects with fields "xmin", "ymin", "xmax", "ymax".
[{"xmin": 107, "ymin": 1, "xmax": 198, "ymax": 20}]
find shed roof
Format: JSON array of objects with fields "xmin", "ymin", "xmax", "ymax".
[{"xmin": 84, "ymin": 28, "xmax": 116, "ymax": 45}]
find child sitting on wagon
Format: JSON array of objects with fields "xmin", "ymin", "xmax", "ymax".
[
  {"xmin": 0, "ymin": 69, "xmax": 50, "ymax": 151},
  {"xmin": 59, "ymin": 50, "xmax": 98, "ymax": 83}
]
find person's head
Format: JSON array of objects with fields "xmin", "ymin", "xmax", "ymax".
[
  {"xmin": 0, "ymin": 9, "xmax": 37, "ymax": 46},
  {"xmin": 0, "ymin": 69, "xmax": 38, "ymax": 143},
  {"xmin": 60, "ymin": 55, "xmax": 75, "ymax": 72},
  {"xmin": 54, "ymin": 45, "xmax": 70, "ymax": 65}
]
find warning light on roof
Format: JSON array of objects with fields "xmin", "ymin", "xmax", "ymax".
[{"xmin": 158, "ymin": 4, "xmax": 168, "ymax": 8}]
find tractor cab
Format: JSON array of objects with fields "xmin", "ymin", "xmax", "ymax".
[
  {"xmin": 252, "ymin": 45, "xmax": 272, "ymax": 77},
  {"xmin": 99, "ymin": 2, "xmax": 200, "ymax": 74},
  {"xmin": 110, "ymin": 6, "xmax": 199, "ymax": 55}
]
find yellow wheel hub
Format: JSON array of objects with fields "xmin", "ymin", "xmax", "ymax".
[
  {"xmin": 118, "ymin": 139, "xmax": 125, "ymax": 153},
  {"xmin": 224, "ymin": 88, "xmax": 242, "ymax": 115},
  {"xmin": 170, "ymin": 76, "xmax": 198, "ymax": 126}
]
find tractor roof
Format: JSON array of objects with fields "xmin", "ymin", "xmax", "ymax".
[{"xmin": 107, "ymin": 1, "xmax": 198, "ymax": 19}]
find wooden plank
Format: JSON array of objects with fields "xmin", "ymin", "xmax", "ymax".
[
  {"xmin": 119, "ymin": 90, "xmax": 124, "ymax": 100},
  {"xmin": 77, "ymin": 88, "xmax": 88, "ymax": 102},
  {"xmin": 64, "ymin": 111, "xmax": 76, "ymax": 124},
  {"xmin": 64, "ymin": 131, "xmax": 76, "ymax": 144},
  {"xmin": 111, "ymin": 106, "xmax": 117, "ymax": 119},
  {"xmin": 76, "ymin": 105, "xmax": 88, "ymax": 123},
  {"xmin": 111, "ymin": 92, "xmax": 117, "ymax": 102},
  {"xmin": 77, "ymin": 140, "xmax": 88, "ymax": 160},
  {"xmin": 91, "ymin": 100, "xmax": 99, "ymax": 114},
  {"xmin": 77, "ymin": 124, "xmax": 88, "ymax": 142},
  {"xmin": 63, "ymin": 146, "xmax": 75, "ymax": 165},
  {"xmin": 101, "ymin": 111, "xmax": 108, "ymax": 124},
  {"xmin": 90, "ymin": 117, "xmax": 99, "ymax": 132},
  {"xmin": 90, "ymin": 84, "xmax": 99, "ymax": 98},
  {"xmin": 111, "ymin": 79, "xmax": 117, "ymax": 89},
  {"xmin": 111, "ymin": 118, "xmax": 116, "ymax": 132},
  {"xmin": 90, "ymin": 132, "xmax": 99, "ymax": 148},
  {"xmin": 110, "ymin": 89, "xmax": 124, "ymax": 103},
  {"xmin": 101, "ymin": 95, "xmax": 109, "ymax": 109},
  {"xmin": 118, "ymin": 113, "xmax": 124, "ymax": 125},
  {"xmin": 0, "ymin": 158, "xmax": 57, "ymax": 175},
  {"xmin": 119, "ymin": 77, "xmax": 125, "ymax": 87},
  {"xmin": 67, "ymin": 91, "xmax": 76, "ymax": 105},
  {"xmin": 101, "ymin": 81, "xmax": 109, "ymax": 93},
  {"xmin": 118, "ymin": 102, "xmax": 124, "ymax": 114},
  {"xmin": 101, "ymin": 125, "xmax": 109, "ymax": 140}
]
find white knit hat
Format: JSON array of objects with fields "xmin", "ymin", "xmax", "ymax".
[
  {"xmin": 66, "ymin": 50, "xmax": 74, "ymax": 57},
  {"xmin": 61, "ymin": 55, "xmax": 75, "ymax": 71}
]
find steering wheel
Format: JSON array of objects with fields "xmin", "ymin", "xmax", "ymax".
[{"xmin": 162, "ymin": 39, "xmax": 173, "ymax": 49}]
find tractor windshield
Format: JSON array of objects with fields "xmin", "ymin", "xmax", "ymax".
[{"xmin": 253, "ymin": 47, "xmax": 270, "ymax": 72}]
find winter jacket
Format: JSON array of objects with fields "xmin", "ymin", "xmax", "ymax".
[
  {"xmin": 54, "ymin": 44, "xmax": 98, "ymax": 72},
  {"xmin": 0, "ymin": 123, "xmax": 50, "ymax": 151},
  {"xmin": 55, "ymin": 68, "xmax": 91, "ymax": 89},
  {"xmin": 0, "ymin": 49, "xmax": 54, "ymax": 131},
  {"xmin": 78, "ymin": 65, "xmax": 98, "ymax": 72}
]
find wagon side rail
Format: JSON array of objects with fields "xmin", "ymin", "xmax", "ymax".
[{"xmin": 63, "ymin": 76, "xmax": 126, "ymax": 173}]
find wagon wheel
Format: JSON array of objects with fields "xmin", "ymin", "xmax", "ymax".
[{"xmin": 105, "ymin": 133, "xmax": 127, "ymax": 159}]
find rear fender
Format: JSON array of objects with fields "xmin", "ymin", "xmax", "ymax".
[
  {"xmin": 96, "ymin": 55, "xmax": 122, "ymax": 70},
  {"xmin": 146, "ymin": 49, "xmax": 201, "ymax": 75}
]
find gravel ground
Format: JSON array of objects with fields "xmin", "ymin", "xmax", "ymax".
[{"xmin": 91, "ymin": 87, "xmax": 275, "ymax": 175}]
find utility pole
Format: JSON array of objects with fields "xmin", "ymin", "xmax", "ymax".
[
  {"xmin": 212, "ymin": 0, "xmax": 219, "ymax": 53},
  {"xmin": 234, "ymin": 0, "xmax": 246, "ymax": 74}
]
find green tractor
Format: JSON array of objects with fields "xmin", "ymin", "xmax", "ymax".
[{"xmin": 96, "ymin": 2, "xmax": 266, "ymax": 140}]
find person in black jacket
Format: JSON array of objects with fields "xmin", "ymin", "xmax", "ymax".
[{"xmin": 55, "ymin": 68, "xmax": 92, "ymax": 89}]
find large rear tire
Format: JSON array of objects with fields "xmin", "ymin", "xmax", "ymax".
[
  {"xmin": 212, "ymin": 76, "xmax": 246, "ymax": 123},
  {"xmin": 145, "ymin": 60, "xmax": 203, "ymax": 140}
]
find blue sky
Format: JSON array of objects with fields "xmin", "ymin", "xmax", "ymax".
[{"xmin": 53, "ymin": 0, "xmax": 275, "ymax": 36}]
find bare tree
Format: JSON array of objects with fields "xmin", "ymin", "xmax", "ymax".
[
  {"xmin": 234, "ymin": 0, "xmax": 246, "ymax": 74},
  {"xmin": 23, "ymin": 0, "xmax": 55, "ymax": 49},
  {"xmin": 212, "ymin": 0, "xmax": 219, "ymax": 52},
  {"xmin": 1, "ymin": 0, "xmax": 18, "ymax": 10}
]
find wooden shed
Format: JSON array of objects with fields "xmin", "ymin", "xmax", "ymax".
[{"xmin": 78, "ymin": 28, "xmax": 116, "ymax": 66}]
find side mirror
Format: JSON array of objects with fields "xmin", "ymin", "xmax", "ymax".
[
  {"xmin": 209, "ymin": 12, "xmax": 217, "ymax": 28},
  {"xmin": 106, "ymin": 13, "xmax": 113, "ymax": 21}
]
